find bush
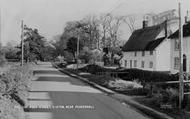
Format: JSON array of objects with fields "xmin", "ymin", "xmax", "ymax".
[
  {"xmin": 151, "ymin": 88, "xmax": 179, "ymax": 108},
  {"xmin": 79, "ymin": 64, "xmax": 114, "ymax": 74},
  {"xmin": 0, "ymin": 55, "xmax": 6, "ymax": 67},
  {"xmin": 0, "ymin": 95, "xmax": 25, "ymax": 119},
  {"xmin": 89, "ymin": 75, "xmax": 115, "ymax": 86},
  {"xmin": 79, "ymin": 65, "xmax": 178, "ymax": 83},
  {"xmin": 0, "ymin": 64, "xmax": 33, "ymax": 119}
]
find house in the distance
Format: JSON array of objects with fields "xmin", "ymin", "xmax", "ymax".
[
  {"xmin": 169, "ymin": 21, "xmax": 190, "ymax": 74},
  {"xmin": 121, "ymin": 21, "xmax": 171, "ymax": 71}
]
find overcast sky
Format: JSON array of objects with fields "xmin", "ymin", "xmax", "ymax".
[{"xmin": 0, "ymin": 0, "xmax": 190, "ymax": 46}]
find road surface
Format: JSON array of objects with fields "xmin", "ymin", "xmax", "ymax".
[{"xmin": 25, "ymin": 62, "xmax": 149, "ymax": 119}]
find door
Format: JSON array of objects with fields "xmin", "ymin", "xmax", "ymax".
[{"xmin": 183, "ymin": 54, "xmax": 187, "ymax": 72}]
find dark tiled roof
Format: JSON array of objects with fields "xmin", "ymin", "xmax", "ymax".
[
  {"xmin": 122, "ymin": 22, "xmax": 166, "ymax": 51},
  {"xmin": 169, "ymin": 22, "xmax": 190, "ymax": 39},
  {"xmin": 144, "ymin": 37, "xmax": 166, "ymax": 50}
]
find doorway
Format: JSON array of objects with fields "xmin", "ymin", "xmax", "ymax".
[{"xmin": 183, "ymin": 54, "xmax": 187, "ymax": 72}]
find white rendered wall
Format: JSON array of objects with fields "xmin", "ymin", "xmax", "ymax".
[
  {"xmin": 121, "ymin": 51, "xmax": 156, "ymax": 71},
  {"xmin": 170, "ymin": 36, "xmax": 190, "ymax": 74},
  {"xmin": 155, "ymin": 39, "xmax": 171, "ymax": 71}
]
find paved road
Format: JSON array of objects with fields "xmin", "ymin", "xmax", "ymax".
[{"xmin": 25, "ymin": 62, "xmax": 149, "ymax": 119}]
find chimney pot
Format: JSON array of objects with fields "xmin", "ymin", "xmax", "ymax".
[{"xmin": 143, "ymin": 20, "xmax": 148, "ymax": 28}]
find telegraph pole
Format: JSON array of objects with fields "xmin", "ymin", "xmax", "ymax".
[
  {"xmin": 178, "ymin": 2, "xmax": 184, "ymax": 109},
  {"xmin": 0, "ymin": 9, "xmax": 2, "ymax": 48},
  {"xmin": 76, "ymin": 32, "xmax": 80, "ymax": 70},
  {"xmin": 21, "ymin": 20, "xmax": 24, "ymax": 66}
]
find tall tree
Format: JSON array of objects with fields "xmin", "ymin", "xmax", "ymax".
[
  {"xmin": 123, "ymin": 15, "xmax": 137, "ymax": 33},
  {"xmin": 17, "ymin": 26, "xmax": 46, "ymax": 62},
  {"xmin": 66, "ymin": 37, "xmax": 83, "ymax": 60}
]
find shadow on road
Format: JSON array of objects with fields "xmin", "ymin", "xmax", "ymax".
[{"xmin": 26, "ymin": 63, "xmax": 148, "ymax": 119}]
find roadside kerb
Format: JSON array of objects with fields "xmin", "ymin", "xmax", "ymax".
[{"xmin": 53, "ymin": 64, "xmax": 173, "ymax": 119}]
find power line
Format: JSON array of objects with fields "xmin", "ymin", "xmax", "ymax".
[{"xmin": 106, "ymin": 0, "xmax": 123, "ymax": 14}]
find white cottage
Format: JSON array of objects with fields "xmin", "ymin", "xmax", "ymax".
[
  {"xmin": 121, "ymin": 22, "xmax": 171, "ymax": 71},
  {"xmin": 169, "ymin": 22, "xmax": 190, "ymax": 74}
]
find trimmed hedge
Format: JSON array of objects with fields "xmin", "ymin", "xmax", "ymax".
[{"xmin": 79, "ymin": 65, "xmax": 179, "ymax": 83}]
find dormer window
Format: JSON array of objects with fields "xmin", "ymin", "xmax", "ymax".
[{"xmin": 175, "ymin": 39, "xmax": 180, "ymax": 50}]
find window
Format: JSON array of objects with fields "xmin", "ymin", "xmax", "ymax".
[
  {"xmin": 174, "ymin": 57, "xmax": 180, "ymax": 69},
  {"xmin": 141, "ymin": 61, "xmax": 145, "ymax": 68},
  {"xmin": 134, "ymin": 60, "xmax": 137, "ymax": 67},
  {"xmin": 130, "ymin": 60, "xmax": 132, "ymax": 68},
  {"xmin": 149, "ymin": 61, "xmax": 153, "ymax": 68},
  {"xmin": 150, "ymin": 51, "xmax": 153, "ymax": 55},
  {"xmin": 134, "ymin": 52, "xmax": 137, "ymax": 57},
  {"xmin": 125, "ymin": 60, "xmax": 127, "ymax": 67},
  {"xmin": 142, "ymin": 51, "xmax": 145, "ymax": 56},
  {"xmin": 174, "ymin": 39, "xmax": 180, "ymax": 50}
]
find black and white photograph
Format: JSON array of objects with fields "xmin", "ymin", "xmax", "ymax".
[{"xmin": 0, "ymin": 0, "xmax": 190, "ymax": 119}]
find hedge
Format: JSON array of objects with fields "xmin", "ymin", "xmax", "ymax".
[{"xmin": 79, "ymin": 65, "xmax": 179, "ymax": 83}]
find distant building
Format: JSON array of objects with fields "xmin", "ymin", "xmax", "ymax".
[
  {"xmin": 121, "ymin": 21, "xmax": 171, "ymax": 71},
  {"xmin": 169, "ymin": 21, "xmax": 190, "ymax": 74},
  {"xmin": 144, "ymin": 9, "xmax": 179, "ymax": 36}
]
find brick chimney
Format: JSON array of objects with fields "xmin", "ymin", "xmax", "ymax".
[
  {"xmin": 143, "ymin": 20, "xmax": 148, "ymax": 28},
  {"xmin": 185, "ymin": 11, "xmax": 190, "ymax": 23}
]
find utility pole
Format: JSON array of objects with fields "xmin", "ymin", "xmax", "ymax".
[
  {"xmin": 178, "ymin": 2, "xmax": 184, "ymax": 109},
  {"xmin": 0, "ymin": 9, "xmax": 2, "ymax": 48},
  {"xmin": 76, "ymin": 32, "xmax": 80, "ymax": 70},
  {"xmin": 21, "ymin": 20, "xmax": 24, "ymax": 66}
]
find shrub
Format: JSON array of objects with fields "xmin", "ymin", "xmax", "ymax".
[
  {"xmin": 151, "ymin": 88, "xmax": 179, "ymax": 108},
  {"xmin": 0, "ymin": 55, "xmax": 6, "ymax": 67},
  {"xmin": 0, "ymin": 95, "xmax": 25, "ymax": 119},
  {"xmin": 0, "ymin": 64, "xmax": 32, "ymax": 119},
  {"xmin": 89, "ymin": 75, "xmax": 115, "ymax": 86}
]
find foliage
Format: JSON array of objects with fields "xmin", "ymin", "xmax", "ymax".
[
  {"xmin": 79, "ymin": 64, "xmax": 114, "ymax": 74},
  {"xmin": 0, "ymin": 47, "xmax": 6, "ymax": 67},
  {"xmin": 66, "ymin": 37, "xmax": 83, "ymax": 59},
  {"xmin": 0, "ymin": 95, "xmax": 25, "ymax": 119},
  {"xmin": 79, "ymin": 47, "xmax": 93, "ymax": 63},
  {"xmin": 17, "ymin": 27, "xmax": 55, "ymax": 62},
  {"xmin": 0, "ymin": 64, "xmax": 32, "ymax": 119},
  {"xmin": 151, "ymin": 88, "xmax": 179, "ymax": 108},
  {"xmin": 79, "ymin": 64, "xmax": 179, "ymax": 83},
  {"xmin": 53, "ymin": 13, "xmax": 127, "ymax": 60},
  {"xmin": 0, "ymin": 54, "xmax": 6, "ymax": 67},
  {"xmin": 89, "ymin": 75, "xmax": 115, "ymax": 86},
  {"xmin": 3, "ymin": 41, "xmax": 20, "ymax": 60},
  {"xmin": 79, "ymin": 47, "xmax": 103, "ymax": 63}
]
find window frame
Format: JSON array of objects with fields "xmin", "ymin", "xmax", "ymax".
[
  {"xmin": 149, "ymin": 61, "xmax": 153, "ymax": 68},
  {"xmin": 134, "ymin": 60, "xmax": 137, "ymax": 67},
  {"xmin": 174, "ymin": 57, "xmax": 180, "ymax": 70},
  {"xmin": 174, "ymin": 39, "xmax": 180, "ymax": 51},
  {"xmin": 141, "ymin": 61, "xmax": 145, "ymax": 68},
  {"xmin": 125, "ymin": 60, "xmax": 127, "ymax": 67},
  {"xmin": 130, "ymin": 60, "xmax": 133, "ymax": 68},
  {"xmin": 150, "ymin": 51, "xmax": 153, "ymax": 55},
  {"xmin": 134, "ymin": 52, "xmax": 137, "ymax": 57},
  {"xmin": 142, "ymin": 51, "xmax": 145, "ymax": 56}
]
